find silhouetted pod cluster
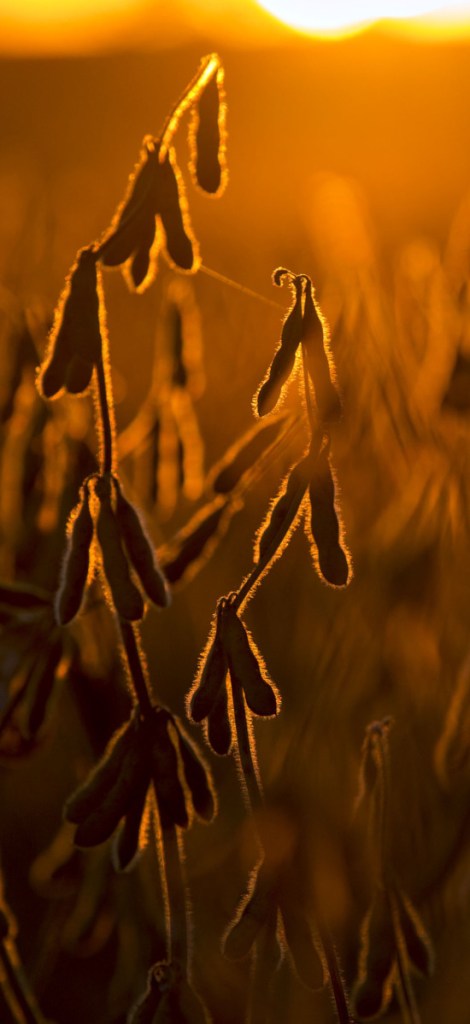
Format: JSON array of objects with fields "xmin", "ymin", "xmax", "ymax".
[
  {"xmin": 353, "ymin": 886, "xmax": 434, "ymax": 1020},
  {"xmin": 129, "ymin": 960, "xmax": 210, "ymax": 1024},
  {"xmin": 38, "ymin": 247, "xmax": 104, "ymax": 398},
  {"xmin": 97, "ymin": 54, "xmax": 226, "ymax": 294},
  {"xmin": 65, "ymin": 707, "xmax": 215, "ymax": 870},
  {"xmin": 188, "ymin": 596, "xmax": 279, "ymax": 756},
  {"xmin": 352, "ymin": 719, "xmax": 434, "ymax": 1020}
]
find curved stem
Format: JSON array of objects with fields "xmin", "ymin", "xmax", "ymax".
[{"xmin": 160, "ymin": 54, "xmax": 220, "ymax": 159}]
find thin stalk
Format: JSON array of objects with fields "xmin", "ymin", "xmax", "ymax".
[
  {"xmin": 316, "ymin": 919, "xmax": 354, "ymax": 1024},
  {"xmin": 301, "ymin": 343, "xmax": 317, "ymax": 438},
  {"xmin": 231, "ymin": 678, "xmax": 263, "ymax": 814},
  {"xmin": 158, "ymin": 817, "xmax": 189, "ymax": 972},
  {"xmin": 118, "ymin": 620, "xmax": 154, "ymax": 719},
  {"xmin": 95, "ymin": 355, "xmax": 115, "ymax": 477},
  {"xmin": 0, "ymin": 941, "xmax": 45, "ymax": 1024}
]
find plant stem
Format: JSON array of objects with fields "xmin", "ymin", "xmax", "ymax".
[
  {"xmin": 95, "ymin": 355, "xmax": 114, "ymax": 477},
  {"xmin": 231, "ymin": 678, "xmax": 263, "ymax": 814},
  {"xmin": 0, "ymin": 941, "xmax": 45, "ymax": 1024},
  {"xmin": 160, "ymin": 54, "xmax": 220, "ymax": 159},
  {"xmin": 316, "ymin": 919, "xmax": 354, "ymax": 1024},
  {"xmin": 158, "ymin": 818, "xmax": 189, "ymax": 972},
  {"xmin": 118, "ymin": 620, "xmax": 154, "ymax": 719},
  {"xmin": 301, "ymin": 343, "xmax": 317, "ymax": 438}
]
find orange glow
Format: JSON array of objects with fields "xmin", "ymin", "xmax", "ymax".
[{"xmin": 252, "ymin": 0, "xmax": 470, "ymax": 37}]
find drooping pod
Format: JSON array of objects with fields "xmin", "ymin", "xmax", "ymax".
[
  {"xmin": 156, "ymin": 147, "xmax": 199, "ymax": 272},
  {"xmin": 189, "ymin": 62, "xmax": 227, "ymax": 196},
  {"xmin": 224, "ymin": 859, "xmax": 275, "ymax": 960},
  {"xmin": 94, "ymin": 477, "xmax": 144, "ymax": 621},
  {"xmin": 222, "ymin": 602, "xmax": 279, "ymax": 718},
  {"xmin": 187, "ymin": 601, "xmax": 233, "ymax": 755},
  {"xmin": 174, "ymin": 722, "xmax": 216, "ymax": 822},
  {"xmin": 256, "ymin": 276, "xmax": 303, "ymax": 417},
  {"xmin": 99, "ymin": 142, "xmax": 160, "ymax": 271},
  {"xmin": 38, "ymin": 247, "xmax": 103, "ymax": 399},
  {"xmin": 113, "ymin": 477, "xmax": 170, "ymax": 609},
  {"xmin": 55, "ymin": 484, "xmax": 95, "ymax": 625},
  {"xmin": 255, "ymin": 448, "xmax": 314, "ymax": 569},
  {"xmin": 306, "ymin": 440, "xmax": 350, "ymax": 587},
  {"xmin": 302, "ymin": 278, "xmax": 342, "ymax": 426}
]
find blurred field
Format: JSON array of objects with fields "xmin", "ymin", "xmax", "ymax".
[{"xmin": 1, "ymin": 31, "xmax": 470, "ymax": 1024}]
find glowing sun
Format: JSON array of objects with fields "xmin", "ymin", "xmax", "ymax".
[{"xmin": 253, "ymin": 0, "xmax": 465, "ymax": 35}]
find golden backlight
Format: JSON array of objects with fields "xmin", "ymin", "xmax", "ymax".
[{"xmin": 253, "ymin": 0, "xmax": 470, "ymax": 36}]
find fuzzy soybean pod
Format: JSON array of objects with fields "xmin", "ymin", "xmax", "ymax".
[
  {"xmin": 224, "ymin": 860, "xmax": 274, "ymax": 960},
  {"xmin": 207, "ymin": 686, "xmax": 232, "ymax": 756},
  {"xmin": 100, "ymin": 144, "xmax": 160, "ymax": 269},
  {"xmin": 56, "ymin": 486, "xmax": 94, "ymax": 625},
  {"xmin": 222, "ymin": 603, "xmax": 279, "ymax": 717},
  {"xmin": 307, "ymin": 443, "xmax": 349, "ymax": 587},
  {"xmin": 191, "ymin": 67, "xmax": 226, "ymax": 195},
  {"xmin": 188, "ymin": 601, "xmax": 228, "ymax": 722},
  {"xmin": 151, "ymin": 711, "xmax": 189, "ymax": 829},
  {"xmin": 256, "ymin": 277, "xmax": 303, "ymax": 417},
  {"xmin": 113, "ymin": 478, "xmax": 170, "ymax": 608},
  {"xmin": 95, "ymin": 478, "xmax": 144, "ymax": 621},
  {"xmin": 22, "ymin": 634, "xmax": 64, "ymax": 737},
  {"xmin": 255, "ymin": 450, "xmax": 312, "ymax": 568},
  {"xmin": 112, "ymin": 775, "xmax": 149, "ymax": 871},
  {"xmin": 156, "ymin": 148, "xmax": 197, "ymax": 272},
  {"xmin": 352, "ymin": 892, "xmax": 396, "ymax": 1020},
  {"xmin": 302, "ymin": 279, "xmax": 342, "ymax": 426},
  {"xmin": 65, "ymin": 716, "xmax": 138, "ymax": 824},
  {"xmin": 39, "ymin": 247, "xmax": 102, "ymax": 399},
  {"xmin": 174, "ymin": 724, "xmax": 215, "ymax": 822}
]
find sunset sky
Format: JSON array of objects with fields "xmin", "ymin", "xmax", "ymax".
[{"xmin": 1, "ymin": 0, "xmax": 470, "ymax": 53}]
